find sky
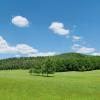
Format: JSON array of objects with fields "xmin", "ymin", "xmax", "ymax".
[{"xmin": 0, "ymin": 0, "xmax": 100, "ymax": 58}]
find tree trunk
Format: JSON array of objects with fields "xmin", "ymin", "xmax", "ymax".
[{"xmin": 47, "ymin": 72, "xmax": 48, "ymax": 77}]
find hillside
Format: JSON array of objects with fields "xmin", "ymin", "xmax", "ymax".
[
  {"xmin": 0, "ymin": 53, "xmax": 100, "ymax": 71},
  {"xmin": 56, "ymin": 53, "xmax": 88, "ymax": 58}
]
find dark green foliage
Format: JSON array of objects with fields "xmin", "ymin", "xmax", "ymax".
[
  {"xmin": 30, "ymin": 58, "xmax": 55, "ymax": 76},
  {"xmin": 0, "ymin": 53, "xmax": 100, "ymax": 72},
  {"xmin": 32, "ymin": 61, "xmax": 42, "ymax": 75},
  {"xmin": 42, "ymin": 58, "xmax": 55, "ymax": 76}
]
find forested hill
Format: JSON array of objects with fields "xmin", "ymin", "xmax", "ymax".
[
  {"xmin": 57, "ymin": 53, "xmax": 88, "ymax": 58},
  {"xmin": 0, "ymin": 53, "xmax": 100, "ymax": 71}
]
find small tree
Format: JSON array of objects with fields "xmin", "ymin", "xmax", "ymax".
[
  {"xmin": 29, "ymin": 58, "xmax": 55, "ymax": 77},
  {"xmin": 29, "ymin": 68, "xmax": 33, "ymax": 74},
  {"xmin": 41, "ymin": 58, "xmax": 55, "ymax": 77},
  {"xmin": 29, "ymin": 59, "xmax": 42, "ymax": 75}
]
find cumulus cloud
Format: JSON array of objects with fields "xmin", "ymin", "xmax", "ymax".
[
  {"xmin": 72, "ymin": 44, "xmax": 81, "ymax": 50},
  {"xmin": 0, "ymin": 36, "xmax": 56, "ymax": 58},
  {"xmin": 12, "ymin": 16, "xmax": 29, "ymax": 27},
  {"xmin": 0, "ymin": 36, "xmax": 16, "ymax": 53},
  {"xmin": 77, "ymin": 47, "xmax": 95, "ymax": 54},
  {"xmin": 49, "ymin": 22, "xmax": 70, "ymax": 36},
  {"xmin": 72, "ymin": 44, "xmax": 96, "ymax": 54},
  {"xmin": 16, "ymin": 44, "xmax": 38, "ymax": 55},
  {"xmin": 0, "ymin": 36, "xmax": 37, "ymax": 55},
  {"xmin": 48, "ymin": 22, "xmax": 99, "ymax": 55},
  {"xmin": 29, "ymin": 52, "xmax": 56, "ymax": 57},
  {"xmin": 72, "ymin": 35, "xmax": 81, "ymax": 41},
  {"xmin": 91, "ymin": 52, "xmax": 100, "ymax": 56}
]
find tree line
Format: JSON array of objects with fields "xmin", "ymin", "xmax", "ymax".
[{"xmin": 0, "ymin": 53, "xmax": 100, "ymax": 72}]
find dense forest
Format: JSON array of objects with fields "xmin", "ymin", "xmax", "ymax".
[{"xmin": 0, "ymin": 53, "xmax": 100, "ymax": 72}]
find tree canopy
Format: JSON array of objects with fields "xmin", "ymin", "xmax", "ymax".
[{"xmin": 0, "ymin": 53, "xmax": 100, "ymax": 72}]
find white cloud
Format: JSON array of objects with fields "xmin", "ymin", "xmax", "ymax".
[
  {"xmin": 15, "ymin": 55, "xmax": 21, "ymax": 58},
  {"xmin": 72, "ymin": 35, "xmax": 81, "ymax": 41},
  {"xmin": 49, "ymin": 22, "xmax": 70, "ymax": 36},
  {"xmin": 12, "ymin": 16, "xmax": 29, "ymax": 27},
  {"xmin": 0, "ymin": 36, "xmax": 56, "ymax": 58},
  {"xmin": 72, "ymin": 44, "xmax": 96, "ymax": 54},
  {"xmin": 16, "ymin": 44, "xmax": 38, "ymax": 55},
  {"xmin": 0, "ymin": 36, "xmax": 38, "ymax": 55},
  {"xmin": 91, "ymin": 52, "xmax": 100, "ymax": 56},
  {"xmin": 29, "ymin": 52, "xmax": 56, "ymax": 57},
  {"xmin": 72, "ymin": 44, "xmax": 81, "ymax": 50},
  {"xmin": 77, "ymin": 47, "xmax": 95, "ymax": 54},
  {"xmin": 0, "ymin": 36, "xmax": 16, "ymax": 53}
]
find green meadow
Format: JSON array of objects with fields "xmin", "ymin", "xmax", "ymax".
[{"xmin": 0, "ymin": 70, "xmax": 100, "ymax": 100}]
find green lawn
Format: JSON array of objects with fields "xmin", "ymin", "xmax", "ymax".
[{"xmin": 0, "ymin": 70, "xmax": 100, "ymax": 100}]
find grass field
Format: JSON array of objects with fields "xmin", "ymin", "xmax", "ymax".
[{"xmin": 0, "ymin": 70, "xmax": 100, "ymax": 100}]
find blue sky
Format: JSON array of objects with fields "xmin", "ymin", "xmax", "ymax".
[{"xmin": 0, "ymin": 0, "xmax": 100, "ymax": 58}]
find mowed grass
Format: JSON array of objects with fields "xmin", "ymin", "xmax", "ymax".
[{"xmin": 0, "ymin": 70, "xmax": 100, "ymax": 100}]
